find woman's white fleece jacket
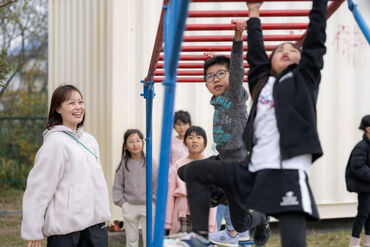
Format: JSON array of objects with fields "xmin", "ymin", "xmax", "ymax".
[{"xmin": 21, "ymin": 125, "xmax": 111, "ymax": 240}]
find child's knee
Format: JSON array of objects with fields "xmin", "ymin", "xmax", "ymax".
[{"xmin": 178, "ymin": 166, "xmax": 185, "ymax": 181}]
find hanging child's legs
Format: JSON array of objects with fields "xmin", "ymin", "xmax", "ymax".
[
  {"xmin": 277, "ymin": 212, "xmax": 306, "ymax": 247},
  {"xmin": 178, "ymin": 158, "xmax": 264, "ymax": 237},
  {"xmin": 122, "ymin": 203, "xmax": 144, "ymax": 247}
]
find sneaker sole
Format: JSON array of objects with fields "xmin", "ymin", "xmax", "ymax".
[
  {"xmin": 209, "ymin": 239, "xmax": 238, "ymax": 247},
  {"xmin": 238, "ymin": 237, "xmax": 250, "ymax": 242}
]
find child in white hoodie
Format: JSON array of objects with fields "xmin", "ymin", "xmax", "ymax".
[{"xmin": 21, "ymin": 84, "xmax": 111, "ymax": 247}]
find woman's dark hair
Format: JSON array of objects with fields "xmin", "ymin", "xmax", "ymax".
[
  {"xmin": 122, "ymin": 129, "xmax": 145, "ymax": 171},
  {"xmin": 183, "ymin": 126, "xmax": 208, "ymax": 148},
  {"xmin": 250, "ymin": 42, "xmax": 302, "ymax": 100},
  {"xmin": 359, "ymin": 115, "xmax": 370, "ymax": 131},
  {"xmin": 46, "ymin": 84, "xmax": 85, "ymax": 129},
  {"xmin": 174, "ymin": 110, "xmax": 192, "ymax": 126},
  {"xmin": 203, "ymin": 55, "xmax": 230, "ymax": 79}
]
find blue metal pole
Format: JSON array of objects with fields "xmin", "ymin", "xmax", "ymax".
[
  {"xmin": 141, "ymin": 79, "xmax": 155, "ymax": 247},
  {"xmin": 152, "ymin": 1, "xmax": 191, "ymax": 247},
  {"xmin": 347, "ymin": 0, "xmax": 370, "ymax": 44}
]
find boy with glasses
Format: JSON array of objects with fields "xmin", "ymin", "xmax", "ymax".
[
  {"xmin": 203, "ymin": 19, "xmax": 248, "ymax": 163},
  {"xmin": 175, "ymin": 19, "xmax": 270, "ymax": 247}
]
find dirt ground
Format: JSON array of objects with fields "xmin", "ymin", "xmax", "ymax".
[{"xmin": 0, "ymin": 187, "xmax": 352, "ymax": 247}]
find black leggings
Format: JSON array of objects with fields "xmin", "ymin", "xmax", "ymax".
[
  {"xmin": 178, "ymin": 157, "xmax": 263, "ymax": 234},
  {"xmin": 277, "ymin": 212, "xmax": 306, "ymax": 247},
  {"xmin": 352, "ymin": 193, "xmax": 370, "ymax": 237}
]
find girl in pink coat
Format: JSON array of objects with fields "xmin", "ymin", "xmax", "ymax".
[{"xmin": 166, "ymin": 126, "xmax": 217, "ymax": 235}]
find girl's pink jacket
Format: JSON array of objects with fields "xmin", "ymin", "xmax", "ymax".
[{"xmin": 165, "ymin": 157, "xmax": 217, "ymax": 234}]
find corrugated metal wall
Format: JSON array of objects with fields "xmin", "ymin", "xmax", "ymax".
[{"xmin": 49, "ymin": 0, "xmax": 370, "ymax": 221}]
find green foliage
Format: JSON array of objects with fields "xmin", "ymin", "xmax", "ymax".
[
  {"xmin": 0, "ymin": 158, "xmax": 30, "ymax": 190},
  {"xmin": 0, "ymin": 0, "xmax": 48, "ymax": 189},
  {"xmin": 0, "ymin": 49, "xmax": 10, "ymax": 88},
  {"xmin": 0, "ymin": 91, "xmax": 47, "ymax": 166}
]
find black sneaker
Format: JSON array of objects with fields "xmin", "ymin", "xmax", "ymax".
[{"xmin": 253, "ymin": 216, "xmax": 270, "ymax": 246}]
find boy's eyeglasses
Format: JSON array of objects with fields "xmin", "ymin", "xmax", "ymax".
[{"xmin": 204, "ymin": 70, "xmax": 228, "ymax": 82}]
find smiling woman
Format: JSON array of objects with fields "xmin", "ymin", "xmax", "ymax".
[
  {"xmin": 56, "ymin": 91, "xmax": 85, "ymax": 131},
  {"xmin": 21, "ymin": 84, "xmax": 111, "ymax": 247}
]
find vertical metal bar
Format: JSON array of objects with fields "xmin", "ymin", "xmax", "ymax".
[
  {"xmin": 152, "ymin": 0, "xmax": 191, "ymax": 247},
  {"xmin": 141, "ymin": 79, "xmax": 155, "ymax": 247},
  {"xmin": 347, "ymin": 0, "xmax": 370, "ymax": 44}
]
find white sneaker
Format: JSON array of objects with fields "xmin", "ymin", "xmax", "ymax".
[
  {"xmin": 208, "ymin": 229, "xmax": 239, "ymax": 247},
  {"xmin": 238, "ymin": 230, "xmax": 250, "ymax": 241}
]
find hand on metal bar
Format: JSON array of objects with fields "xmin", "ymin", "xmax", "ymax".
[
  {"xmin": 247, "ymin": 1, "xmax": 263, "ymax": 17},
  {"xmin": 231, "ymin": 18, "xmax": 247, "ymax": 41}
]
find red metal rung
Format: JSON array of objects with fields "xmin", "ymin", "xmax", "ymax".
[
  {"xmin": 154, "ymin": 70, "xmax": 249, "ymax": 76},
  {"xmin": 159, "ymin": 54, "xmax": 248, "ymax": 61},
  {"xmin": 186, "ymin": 23, "xmax": 308, "ymax": 31},
  {"xmin": 153, "ymin": 77, "xmax": 248, "ymax": 83},
  {"xmin": 161, "ymin": 45, "xmax": 277, "ymax": 52},
  {"xmin": 156, "ymin": 62, "xmax": 250, "ymax": 69},
  {"xmin": 188, "ymin": 10, "xmax": 310, "ymax": 18},
  {"xmin": 183, "ymin": 34, "xmax": 303, "ymax": 42}
]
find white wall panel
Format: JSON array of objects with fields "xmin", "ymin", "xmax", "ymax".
[{"xmin": 49, "ymin": 0, "xmax": 370, "ymax": 221}]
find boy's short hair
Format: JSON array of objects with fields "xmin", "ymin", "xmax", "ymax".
[
  {"xmin": 359, "ymin": 115, "xmax": 370, "ymax": 131},
  {"xmin": 184, "ymin": 126, "xmax": 207, "ymax": 147},
  {"xmin": 203, "ymin": 56, "xmax": 230, "ymax": 79},
  {"xmin": 174, "ymin": 110, "xmax": 192, "ymax": 126}
]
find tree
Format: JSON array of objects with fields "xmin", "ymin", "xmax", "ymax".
[
  {"xmin": 0, "ymin": 49, "xmax": 10, "ymax": 88},
  {"xmin": 0, "ymin": 0, "xmax": 48, "ymax": 97},
  {"xmin": 0, "ymin": 0, "xmax": 48, "ymax": 170},
  {"xmin": 0, "ymin": 0, "xmax": 17, "ymax": 88}
]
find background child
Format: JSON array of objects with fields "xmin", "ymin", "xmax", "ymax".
[
  {"xmin": 112, "ymin": 129, "xmax": 158, "ymax": 247},
  {"xmin": 171, "ymin": 110, "xmax": 192, "ymax": 166},
  {"xmin": 166, "ymin": 126, "xmax": 217, "ymax": 235},
  {"xmin": 346, "ymin": 115, "xmax": 370, "ymax": 247}
]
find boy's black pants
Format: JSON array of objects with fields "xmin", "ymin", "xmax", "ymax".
[
  {"xmin": 47, "ymin": 223, "xmax": 108, "ymax": 247},
  {"xmin": 178, "ymin": 157, "xmax": 264, "ymax": 234},
  {"xmin": 352, "ymin": 193, "xmax": 370, "ymax": 237}
]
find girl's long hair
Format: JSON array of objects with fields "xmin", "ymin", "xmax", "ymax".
[{"xmin": 121, "ymin": 129, "xmax": 146, "ymax": 172}]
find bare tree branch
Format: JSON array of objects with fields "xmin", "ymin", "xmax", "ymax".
[{"xmin": 0, "ymin": 0, "xmax": 18, "ymax": 9}]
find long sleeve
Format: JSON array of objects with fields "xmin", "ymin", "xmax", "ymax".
[
  {"xmin": 246, "ymin": 18, "xmax": 270, "ymax": 92},
  {"xmin": 21, "ymin": 141, "xmax": 65, "ymax": 240},
  {"xmin": 228, "ymin": 39, "xmax": 245, "ymax": 98},
  {"xmin": 298, "ymin": 0, "xmax": 328, "ymax": 88},
  {"xmin": 112, "ymin": 160, "xmax": 125, "ymax": 207}
]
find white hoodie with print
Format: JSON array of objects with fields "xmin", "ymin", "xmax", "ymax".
[{"xmin": 21, "ymin": 125, "xmax": 111, "ymax": 240}]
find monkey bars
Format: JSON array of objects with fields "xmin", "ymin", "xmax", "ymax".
[{"xmin": 140, "ymin": 1, "xmax": 346, "ymax": 247}]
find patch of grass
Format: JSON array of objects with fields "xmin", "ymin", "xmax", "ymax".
[
  {"xmin": 0, "ymin": 187, "xmax": 23, "ymax": 211},
  {"xmin": 0, "ymin": 188, "xmax": 353, "ymax": 246},
  {"xmin": 0, "ymin": 158, "xmax": 30, "ymax": 190}
]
